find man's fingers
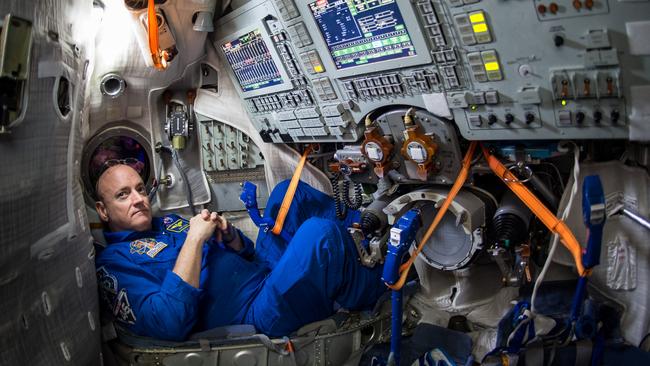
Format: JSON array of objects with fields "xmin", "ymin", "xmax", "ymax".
[
  {"xmin": 210, "ymin": 212, "xmax": 218, "ymax": 222},
  {"xmin": 201, "ymin": 209, "xmax": 210, "ymax": 220}
]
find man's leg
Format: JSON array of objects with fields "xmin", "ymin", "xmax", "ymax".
[
  {"xmin": 255, "ymin": 179, "xmax": 359, "ymax": 270},
  {"xmin": 245, "ymin": 217, "xmax": 385, "ymax": 337}
]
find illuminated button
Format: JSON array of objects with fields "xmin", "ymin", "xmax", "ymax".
[
  {"xmin": 469, "ymin": 11, "xmax": 492, "ymax": 43},
  {"xmin": 484, "ymin": 62, "xmax": 500, "ymax": 71},
  {"xmin": 480, "ymin": 50, "xmax": 503, "ymax": 81},
  {"xmin": 469, "ymin": 12, "xmax": 485, "ymax": 23},
  {"xmin": 472, "ymin": 23, "xmax": 488, "ymax": 33}
]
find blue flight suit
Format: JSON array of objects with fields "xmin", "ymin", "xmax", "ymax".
[{"xmin": 96, "ymin": 180, "xmax": 385, "ymax": 341}]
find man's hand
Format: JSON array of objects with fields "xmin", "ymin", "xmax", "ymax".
[
  {"xmin": 187, "ymin": 209, "xmax": 220, "ymax": 243},
  {"xmin": 212, "ymin": 214, "xmax": 244, "ymax": 252}
]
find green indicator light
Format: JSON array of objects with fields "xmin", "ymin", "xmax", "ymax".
[
  {"xmin": 396, "ymin": 25, "xmax": 404, "ymax": 30},
  {"xmin": 364, "ymin": 32, "xmax": 372, "ymax": 37},
  {"xmin": 470, "ymin": 105, "xmax": 478, "ymax": 111},
  {"xmin": 561, "ymin": 100, "xmax": 567, "ymax": 106}
]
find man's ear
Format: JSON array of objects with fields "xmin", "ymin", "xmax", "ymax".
[{"xmin": 95, "ymin": 201, "xmax": 109, "ymax": 222}]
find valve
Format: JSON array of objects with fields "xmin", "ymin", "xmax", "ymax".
[
  {"xmin": 400, "ymin": 110, "xmax": 438, "ymax": 181},
  {"xmin": 360, "ymin": 127, "xmax": 394, "ymax": 178}
]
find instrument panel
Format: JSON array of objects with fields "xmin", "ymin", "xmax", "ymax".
[{"xmin": 212, "ymin": 0, "xmax": 650, "ymax": 143}]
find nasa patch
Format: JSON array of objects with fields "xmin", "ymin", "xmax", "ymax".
[
  {"xmin": 162, "ymin": 216, "xmax": 174, "ymax": 226},
  {"xmin": 113, "ymin": 289, "xmax": 136, "ymax": 325},
  {"xmin": 130, "ymin": 238, "xmax": 168, "ymax": 258},
  {"xmin": 96, "ymin": 266, "xmax": 118, "ymax": 308},
  {"xmin": 166, "ymin": 219, "xmax": 189, "ymax": 233}
]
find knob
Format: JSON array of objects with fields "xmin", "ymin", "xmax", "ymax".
[
  {"xmin": 488, "ymin": 114, "xmax": 497, "ymax": 125},
  {"xmin": 593, "ymin": 111, "xmax": 602, "ymax": 124},
  {"xmin": 554, "ymin": 35, "xmax": 564, "ymax": 47},
  {"xmin": 505, "ymin": 113, "xmax": 515, "ymax": 125},
  {"xmin": 611, "ymin": 110, "xmax": 620, "ymax": 124},
  {"xmin": 525, "ymin": 113, "xmax": 535, "ymax": 125},
  {"xmin": 576, "ymin": 111, "xmax": 585, "ymax": 124}
]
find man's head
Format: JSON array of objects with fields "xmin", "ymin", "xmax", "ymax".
[{"xmin": 95, "ymin": 164, "xmax": 152, "ymax": 232}]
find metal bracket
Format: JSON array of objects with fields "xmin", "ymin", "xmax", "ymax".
[{"xmin": 0, "ymin": 14, "xmax": 33, "ymax": 135}]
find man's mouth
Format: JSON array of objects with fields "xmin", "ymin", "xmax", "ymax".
[{"xmin": 132, "ymin": 209, "xmax": 148, "ymax": 217}]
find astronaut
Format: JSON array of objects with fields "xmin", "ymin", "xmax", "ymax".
[{"xmin": 93, "ymin": 160, "xmax": 385, "ymax": 341}]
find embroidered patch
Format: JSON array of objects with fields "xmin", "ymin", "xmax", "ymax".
[
  {"xmin": 130, "ymin": 238, "xmax": 168, "ymax": 258},
  {"xmin": 96, "ymin": 266, "xmax": 118, "ymax": 309},
  {"xmin": 166, "ymin": 219, "xmax": 189, "ymax": 233},
  {"xmin": 113, "ymin": 289, "xmax": 136, "ymax": 325},
  {"xmin": 163, "ymin": 216, "xmax": 174, "ymax": 225}
]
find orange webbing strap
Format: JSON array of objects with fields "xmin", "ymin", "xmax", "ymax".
[
  {"xmin": 271, "ymin": 144, "xmax": 315, "ymax": 236},
  {"xmin": 480, "ymin": 144, "xmax": 588, "ymax": 277},
  {"xmin": 148, "ymin": 0, "xmax": 167, "ymax": 70},
  {"xmin": 387, "ymin": 141, "xmax": 478, "ymax": 290}
]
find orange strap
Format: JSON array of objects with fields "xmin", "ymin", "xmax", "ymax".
[
  {"xmin": 480, "ymin": 145, "xmax": 587, "ymax": 276},
  {"xmin": 148, "ymin": 0, "xmax": 167, "ymax": 70},
  {"xmin": 387, "ymin": 141, "xmax": 478, "ymax": 290},
  {"xmin": 271, "ymin": 145, "xmax": 315, "ymax": 236}
]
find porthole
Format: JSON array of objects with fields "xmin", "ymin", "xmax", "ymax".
[{"xmin": 81, "ymin": 123, "xmax": 153, "ymax": 204}]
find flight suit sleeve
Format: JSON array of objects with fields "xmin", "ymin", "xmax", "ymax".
[
  {"xmin": 232, "ymin": 229, "xmax": 256, "ymax": 261},
  {"xmin": 97, "ymin": 249, "xmax": 202, "ymax": 341}
]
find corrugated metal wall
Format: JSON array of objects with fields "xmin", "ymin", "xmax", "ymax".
[{"xmin": 0, "ymin": 0, "xmax": 101, "ymax": 364}]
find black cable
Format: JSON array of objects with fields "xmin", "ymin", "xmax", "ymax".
[
  {"xmin": 342, "ymin": 179, "xmax": 363, "ymax": 210},
  {"xmin": 330, "ymin": 173, "xmax": 346, "ymax": 219},
  {"xmin": 154, "ymin": 144, "xmax": 196, "ymax": 215}
]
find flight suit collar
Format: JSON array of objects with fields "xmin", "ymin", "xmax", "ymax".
[{"xmin": 104, "ymin": 217, "xmax": 165, "ymax": 244}]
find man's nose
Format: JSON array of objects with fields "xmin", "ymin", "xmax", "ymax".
[{"xmin": 131, "ymin": 192, "xmax": 145, "ymax": 204}]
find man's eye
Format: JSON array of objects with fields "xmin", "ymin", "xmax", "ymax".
[
  {"xmin": 117, "ymin": 192, "xmax": 128, "ymax": 199},
  {"xmin": 137, "ymin": 186, "xmax": 146, "ymax": 194}
]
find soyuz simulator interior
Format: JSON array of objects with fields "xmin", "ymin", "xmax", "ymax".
[{"xmin": 1, "ymin": 0, "xmax": 650, "ymax": 365}]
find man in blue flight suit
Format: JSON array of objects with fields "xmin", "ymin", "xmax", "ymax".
[{"xmin": 94, "ymin": 162, "xmax": 385, "ymax": 341}]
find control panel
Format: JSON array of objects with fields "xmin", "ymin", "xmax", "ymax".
[{"xmin": 213, "ymin": 0, "xmax": 650, "ymax": 142}]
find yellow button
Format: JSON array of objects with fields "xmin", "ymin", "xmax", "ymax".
[
  {"xmin": 473, "ymin": 23, "xmax": 488, "ymax": 34},
  {"xmin": 314, "ymin": 65, "xmax": 324, "ymax": 73},
  {"xmin": 484, "ymin": 62, "xmax": 500, "ymax": 71},
  {"xmin": 469, "ymin": 12, "xmax": 485, "ymax": 23}
]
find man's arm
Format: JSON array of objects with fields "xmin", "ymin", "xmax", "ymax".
[
  {"xmin": 173, "ymin": 209, "xmax": 220, "ymax": 288},
  {"xmin": 97, "ymin": 251, "xmax": 202, "ymax": 341}
]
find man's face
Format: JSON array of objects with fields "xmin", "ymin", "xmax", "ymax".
[{"xmin": 95, "ymin": 165, "xmax": 152, "ymax": 232}]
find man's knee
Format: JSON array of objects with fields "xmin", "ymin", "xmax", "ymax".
[{"xmin": 294, "ymin": 217, "xmax": 347, "ymax": 253}]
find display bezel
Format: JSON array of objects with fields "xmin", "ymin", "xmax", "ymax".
[
  {"xmin": 298, "ymin": 0, "xmax": 431, "ymax": 78},
  {"xmin": 216, "ymin": 22, "xmax": 293, "ymax": 98}
]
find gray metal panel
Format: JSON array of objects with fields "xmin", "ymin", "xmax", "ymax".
[
  {"xmin": 215, "ymin": 0, "xmax": 650, "ymax": 142},
  {"xmin": 444, "ymin": 0, "xmax": 649, "ymax": 140},
  {"xmin": 0, "ymin": 0, "xmax": 101, "ymax": 364}
]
